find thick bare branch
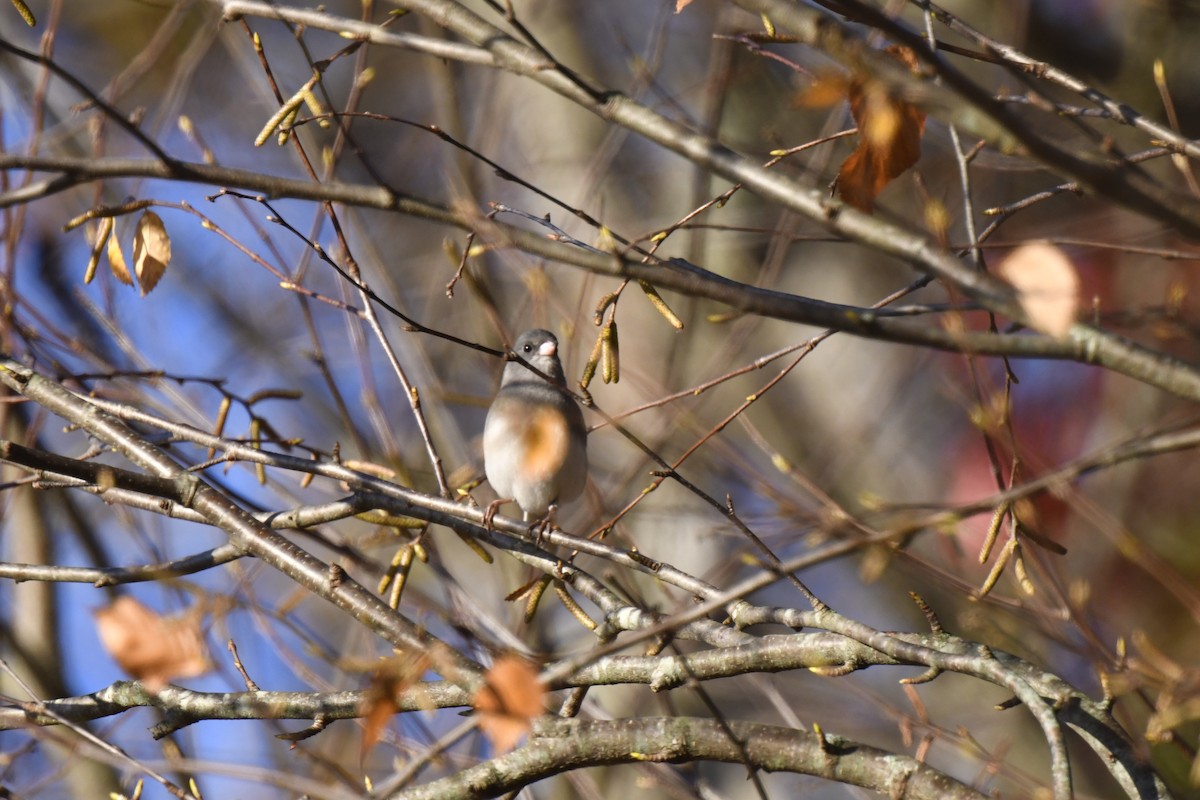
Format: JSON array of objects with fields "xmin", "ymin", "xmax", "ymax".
[{"xmin": 394, "ymin": 716, "xmax": 990, "ymax": 800}]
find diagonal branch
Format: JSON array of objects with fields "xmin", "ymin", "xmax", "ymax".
[{"xmin": 0, "ymin": 360, "xmax": 485, "ymax": 688}]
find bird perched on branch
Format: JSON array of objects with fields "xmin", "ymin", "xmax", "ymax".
[{"xmin": 483, "ymin": 329, "xmax": 587, "ymax": 533}]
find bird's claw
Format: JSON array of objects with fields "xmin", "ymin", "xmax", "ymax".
[
  {"xmin": 483, "ymin": 498, "xmax": 510, "ymax": 531},
  {"xmin": 529, "ymin": 504, "xmax": 560, "ymax": 547}
]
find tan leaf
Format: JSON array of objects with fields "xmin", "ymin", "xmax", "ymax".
[
  {"xmin": 94, "ymin": 596, "xmax": 210, "ymax": 691},
  {"xmin": 674, "ymin": 0, "xmax": 694, "ymax": 11},
  {"xmin": 359, "ymin": 652, "xmax": 431, "ymax": 762},
  {"xmin": 825, "ymin": 45, "xmax": 926, "ymax": 213},
  {"xmin": 473, "ymin": 655, "xmax": 544, "ymax": 754},
  {"xmin": 133, "ymin": 210, "xmax": 171, "ymax": 295},
  {"xmin": 998, "ymin": 242, "xmax": 1080, "ymax": 338},
  {"xmin": 106, "ymin": 223, "xmax": 133, "ymax": 285}
]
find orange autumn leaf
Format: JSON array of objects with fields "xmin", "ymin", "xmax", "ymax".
[
  {"xmin": 359, "ymin": 652, "xmax": 432, "ymax": 762},
  {"xmin": 473, "ymin": 655, "xmax": 544, "ymax": 754},
  {"xmin": 94, "ymin": 596, "xmax": 210, "ymax": 691},
  {"xmin": 998, "ymin": 242, "xmax": 1080, "ymax": 338},
  {"xmin": 841, "ymin": 47, "xmax": 925, "ymax": 211},
  {"xmin": 801, "ymin": 46, "xmax": 925, "ymax": 212}
]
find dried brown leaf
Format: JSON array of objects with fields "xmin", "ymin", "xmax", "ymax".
[
  {"xmin": 94, "ymin": 596, "xmax": 210, "ymax": 691},
  {"xmin": 473, "ymin": 655, "xmax": 544, "ymax": 754},
  {"xmin": 997, "ymin": 242, "xmax": 1080, "ymax": 338},
  {"xmin": 360, "ymin": 679, "xmax": 400, "ymax": 762},
  {"xmin": 830, "ymin": 45, "xmax": 926, "ymax": 213},
  {"xmin": 359, "ymin": 652, "xmax": 431, "ymax": 762},
  {"xmin": 133, "ymin": 210, "xmax": 171, "ymax": 295}
]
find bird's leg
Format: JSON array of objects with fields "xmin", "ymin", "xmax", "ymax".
[{"xmin": 483, "ymin": 497, "xmax": 513, "ymax": 531}]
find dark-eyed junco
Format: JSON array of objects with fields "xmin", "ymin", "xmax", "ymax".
[{"xmin": 483, "ymin": 329, "xmax": 587, "ymax": 529}]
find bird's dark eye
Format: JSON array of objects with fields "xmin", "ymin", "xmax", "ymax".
[{"xmin": 523, "ymin": 343, "xmax": 534, "ymax": 353}]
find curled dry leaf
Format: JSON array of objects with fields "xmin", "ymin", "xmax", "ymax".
[
  {"xmin": 93, "ymin": 596, "xmax": 210, "ymax": 692},
  {"xmin": 133, "ymin": 210, "xmax": 171, "ymax": 295},
  {"xmin": 106, "ymin": 222, "xmax": 134, "ymax": 286},
  {"xmin": 83, "ymin": 218, "xmax": 113, "ymax": 284},
  {"xmin": 998, "ymin": 242, "xmax": 1080, "ymax": 338},
  {"xmin": 473, "ymin": 655, "xmax": 544, "ymax": 754}
]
